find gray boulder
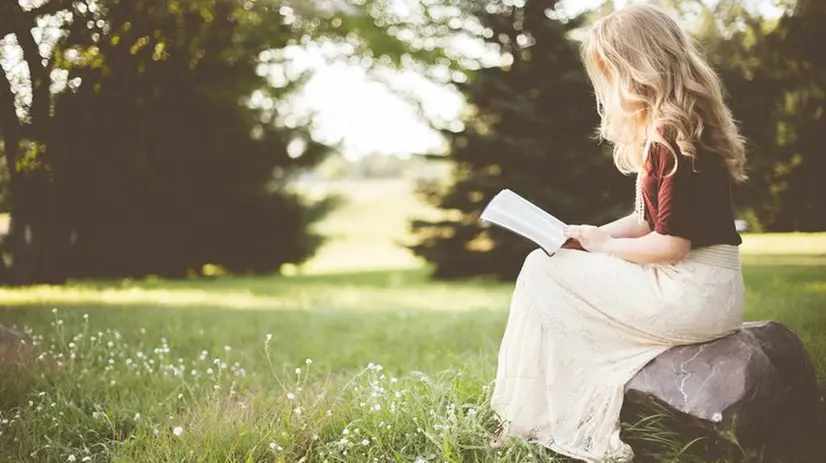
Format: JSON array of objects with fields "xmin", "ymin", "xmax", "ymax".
[
  {"xmin": 0, "ymin": 324, "xmax": 30, "ymax": 364},
  {"xmin": 625, "ymin": 321, "xmax": 823, "ymax": 461}
]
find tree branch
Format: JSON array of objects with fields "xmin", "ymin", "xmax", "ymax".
[
  {"xmin": 1, "ymin": 0, "xmax": 73, "ymax": 38},
  {"xmin": 5, "ymin": 1, "xmax": 54, "ymax": 136},
  {"xmin": 0, "ymin": 61, "xmax": 21, "ymax": 178}
]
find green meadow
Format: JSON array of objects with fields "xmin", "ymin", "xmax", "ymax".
[{"xmin": 1, "ymin": 180, "xmax": 824, "ymax": 462}]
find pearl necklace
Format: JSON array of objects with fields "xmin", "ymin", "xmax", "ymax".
[
  {"xmin": 634, "ymin": 171, "xmax": 646, "ymax": 224},
  {"xmin": 634, "ymin": 140, "xmax": 651, "ymax": 225}
]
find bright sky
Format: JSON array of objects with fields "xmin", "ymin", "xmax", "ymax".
[
  {"xmin": 291, "ymin": 0, "xmax": 786, "ymax": 160},
  {"xmin": 293, "ymin": 0, "xmax": 609, "ymax": 159}
]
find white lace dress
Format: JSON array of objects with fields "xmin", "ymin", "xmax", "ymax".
[{"xmin": 489, "ymin": 175, "xmax": 745, "ymax": 462}]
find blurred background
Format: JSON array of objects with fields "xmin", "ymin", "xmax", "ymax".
[
  {"xmin": 0, "ymin": 0, "xmax": 822, "ymax": 285},
  {"xmin": 1, "ymin": 1, "xmax": 825, "ymax": 461}
]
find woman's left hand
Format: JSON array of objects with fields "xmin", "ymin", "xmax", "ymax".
[{"xmin": 562, "ymin": 225, "xmax": 613, "ymax": 253}]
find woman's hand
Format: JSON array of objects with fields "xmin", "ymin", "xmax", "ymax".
[{"xmin": 563, "ymin": 225, "xmax": 613, "ymax": 253}]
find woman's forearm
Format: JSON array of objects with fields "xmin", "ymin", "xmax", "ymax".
[
  {"xmin": 599, "ymin": 213, "xmax": 651, "ymax": 239},
  {"xmin": 602, "ymin": 232, "xmax": 691, "ymax": 264}
]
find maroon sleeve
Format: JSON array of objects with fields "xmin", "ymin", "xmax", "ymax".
[{"xmin": 650, "ymin": 141, "xmax": 694, "ymax": 240}]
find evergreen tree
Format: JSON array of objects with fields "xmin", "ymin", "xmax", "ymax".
[{"xmin": 410, "ymin": 0, "xmax": 631, "ymax": 280}]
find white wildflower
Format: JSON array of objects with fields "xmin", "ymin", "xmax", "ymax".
[
  {"xmin": 286, "ymin": 392, "xmax": 295, "ymax": 400},
  {"xmin": 305, "ymin": 358, "xmax": 312, "ymax": 365},
  {"xmin": 295, "ymin": 367, "xmax": 301, "ymax": 375},
  {"xmin": 172, "ymin": 426, "xmax": 183, "ymax": 437},
  {"xmin": 67, "ymin": 455, "xmax": 76, "ymax": 462}
]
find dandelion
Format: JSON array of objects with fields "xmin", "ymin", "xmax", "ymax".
[
  {"xmin": 305, "ymin": 358, "xmax": 312, "ymax": 365},
  {"xmin": 172, "ymin": 426, "xmax": 183, "ymax": 437},
  {"xmin": 83, "ymin": 313, "xmax": 89, "ymax": 320},
  {"xmin": 295, "ymin": 367, "xmax": 301, "ymax": 375},
  {"xmin": 224, "ymin": 345, "xmax": 231, "ymax": 352},
  {"xmin": 286, "ymin": 392, "xmax": 295, "ymax": 400},
  {"xmin": 52, "ymin": 308, "xmax": 57, "ymax": 314}
]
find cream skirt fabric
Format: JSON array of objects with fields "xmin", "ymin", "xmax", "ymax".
[{"xmin": 490, "ymin": 245, "xmax": 744, "ymax": 462}]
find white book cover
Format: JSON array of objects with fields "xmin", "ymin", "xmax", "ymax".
[{"xmin": 479, "ymin": 189, "xmax": 567, "ymax": 256}]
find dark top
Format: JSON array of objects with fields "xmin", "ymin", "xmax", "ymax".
[{"xmin": 641, "ymin": 133, "xmax": 742, "ymax": 248}]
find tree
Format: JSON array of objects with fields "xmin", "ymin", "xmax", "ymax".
[
  {"xmin": 0, "ymin": 0, "xmax": 421, "ymax": 283},
  {"xmin": 692, "ymin": 0, "xmax": 826, "ymax": 231},
  {"xmin": 409, "ymin": 0, "xmax": 630, "ymax": 280}
]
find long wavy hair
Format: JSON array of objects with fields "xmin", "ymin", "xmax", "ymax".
[{"xmin": 581, "ymin": 3, "xmax": 747, "ymax": 182}]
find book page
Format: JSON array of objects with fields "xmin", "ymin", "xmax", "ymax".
[{"xmin": 479, "ymin": 189, "xmax": 566, "ymax": 255}]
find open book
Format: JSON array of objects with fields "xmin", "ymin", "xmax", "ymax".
[{"xmin": 479, "ymin": 189, "xmax": 568, "ymax": 256}]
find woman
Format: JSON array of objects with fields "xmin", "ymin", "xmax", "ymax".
[{"xmin": 490, "ymin": 4, "xmax": 748, "ymax": 462}]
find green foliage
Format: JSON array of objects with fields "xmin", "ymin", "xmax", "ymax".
[
  {"xmin": 0, "ymin": 0, "xmax": 431, "ymax": 281},
  {"xmin": 687, "ymin": 0, "xmax": 826, "ymax": 231},
  {"xmin": 409, "ymin": 0, "xmax": 630, "ymax": 280}
]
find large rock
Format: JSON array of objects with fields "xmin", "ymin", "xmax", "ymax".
[
  {"xmin": 624, "ymin": 321, "xmax": 823, "ymax": 461},
  {"xmin": 0, "ymin": 324, "xmax": 31, "ymax": 364}
]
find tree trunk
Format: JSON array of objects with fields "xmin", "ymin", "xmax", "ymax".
[
  {"xmin": 0, "ymin": 50, "xmax": 27, "ymax": 286},
  {"xmin": 0, "ymin": 5, "xmax": 70, "ymax": 286}
]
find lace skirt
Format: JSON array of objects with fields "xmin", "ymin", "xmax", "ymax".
[{"xmin": 490, "ymin": 245, "xmax": 744, "ymax": 463}]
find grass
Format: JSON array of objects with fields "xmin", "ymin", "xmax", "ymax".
[{"xmin": 1, "ymin": 180, "xmax": 825, "ymax": 462}]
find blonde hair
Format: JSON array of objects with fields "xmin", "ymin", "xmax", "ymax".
[{"xmin": 581, "ymin": 3, "xmax": 747, "ymax": 182}]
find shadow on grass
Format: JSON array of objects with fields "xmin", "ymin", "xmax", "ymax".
[{"xmin": 2, "ymin": 258, "xmax": 825, "ymax": 462}]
